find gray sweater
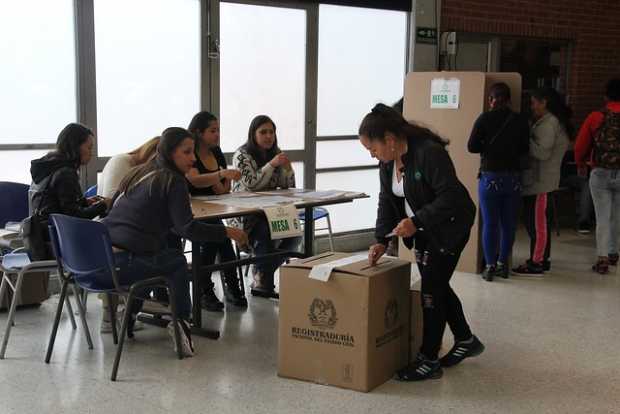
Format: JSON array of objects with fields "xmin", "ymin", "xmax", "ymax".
[{"xmin": 522, "ymin": 113, "xmax": 569, "ymax": 196}]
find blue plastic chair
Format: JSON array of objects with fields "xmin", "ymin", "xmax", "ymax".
[
  {"xmin": 0, "ymin": 182, "xmax": 29, "ymax": 229},
  {"xmin": 46, "ymin": 214, "xmax": 184, "ymax": 381},
  {"xmin": 0, "ymin": 182, "xmax": 78, "ymax": 360},
  {"xmin": 298, "ymin": 207, "xmax": 335, "ymax": 251},
  {"xmin": 84, "ymin": 184, "xmax": 97, "ymax": 198}
]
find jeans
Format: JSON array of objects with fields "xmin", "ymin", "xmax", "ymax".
[
  {"xmin": 589, "ymin": 168, "xmax": 620, "ymax": 257},
  {"xmin": 417, "ymin": 243, "xmax": 472, "ymax": 360},
  {"xmin": 198, "ymin": 238, "xmax": 239, "ymax": 292},
  {"xmin": 249, "ymin": 218, "xmax": 301, "ymax": 289},
  {"xmin": 479, "ymin": 172, "xmax": 521, "ymax": 266},
  {"xmin": 114, "ymin": 249, "xmax": 191, "ymax": 319}
]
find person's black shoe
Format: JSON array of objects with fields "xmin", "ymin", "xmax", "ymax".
[
  {"xmin": 495, "ymin": 263, "xmax": 509, "ymax": 279},
  {"xmin": 395, "ymin": 353, "xmax": 443, "ymax": 381},
  {"xmin": 577, "ymin": 223, "xmax": 591, "ymax": 234},
  {"xmin": 482, "ymin": 265, "xmax": 495, "ymax": 282},
  {"xmin": 542, "ymin": 260, "xmax": 551, "ymax": 272},
  {"xmin": 223, "ymin": 275, "xmax": 248, "ymax": 307},
  {"xmin": 608, "ymin": 253, "xmax": 619, "ymax": 266},
  {"xmin": 250, "ymin": 288, "xmax": 279, "ymax": 300},
  {"xmin": 512, "ymin": 261, "xmax": 544, "ymax": 275},
  {"xmin": 200, "ymin": 288, "xmax": 224, "ymax": 312},
  {"xmin": 440, "ymin": 336, "xmax": 485, "ymax": 367}
]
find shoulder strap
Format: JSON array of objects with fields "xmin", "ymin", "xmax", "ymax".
[{"xmin": 487, "ymin": 112, "xmax": 515, "ymax": 148}]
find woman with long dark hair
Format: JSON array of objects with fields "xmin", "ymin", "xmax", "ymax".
[
  {"xmin": 103, "ymin": 127, "xmax": 248, "ymax": 356},
  {"xmin": 360, "ymin": 103, "xmax": 484, "ymax": 381},
  {"xmin": 231, "ymin": 115, "xmax": 299, "ymax": 299},
  {"xmin": 468, "ymin": 83, "xmax": 530, "ymax": 281},
  {"xmin": 186, "ymin": 111, "xmax": 247, "ymax": 310},
  {"xmin": 29, "ymin": 123, "xmax": 110, "ymax": 258},
  {"xmin": 512, "ymin": 87, "xmax": 570, "ymax": 274}
]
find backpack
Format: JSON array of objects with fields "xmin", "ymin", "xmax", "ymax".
[
  {"xmin": 593, "ymin": 109, "xmax": 620, "ymax": 169},
  {"xmin": 21, "ymin": 174, "xmax": 54, "ymax": 261}
]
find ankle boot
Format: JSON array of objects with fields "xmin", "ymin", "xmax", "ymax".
[{"xmin": 222, "ymin": 272, "xmax": 248, "ymax": 307}]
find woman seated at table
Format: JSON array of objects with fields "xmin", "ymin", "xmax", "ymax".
[
  {"xmin": 185, "ymin": 111, "xmax": 247, "ymax": 310},
  {"xmin": 103, "ymin": 127, "xmax": 248, "ymax": 357},
  {"xmin": 99, "ymin": 137, "xmax": 160, "ymax": 198},
  {"xmin": 97, "ymin": 136, "xmax": 160, "ymax": 333},
  {"xmin": 231, "ymin": 115, "xmax": 300, "ymax": 299},
  {"xmin": 30, "ymin": 123, "xmax": 111, "ymax": 259}
]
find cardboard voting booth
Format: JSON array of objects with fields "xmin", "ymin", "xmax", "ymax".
[{"xmin": 403, "ymin": 72, "xmax": 522, "ymax": 273}]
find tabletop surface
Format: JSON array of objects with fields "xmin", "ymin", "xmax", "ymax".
[{"xmin": 191, "ymin": 189, "xmax": 368, "ymax": 220}]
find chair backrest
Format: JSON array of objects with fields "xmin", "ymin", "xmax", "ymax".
[
  {"xmin": 48, "ymin": 214, "xmax": 118, "ymax": 291},
  {"xmin": 84, "ymin": 185, "xmax": 98, "ymax": 198},
  {"xmin": 0, "ymin": 181, "xmax": 30, "ymax": 228}
]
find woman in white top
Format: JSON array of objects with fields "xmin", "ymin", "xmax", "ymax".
[
  {"xmin": 97, "ymin": 137, "xmax": 160, "ymax": 332},
  {"xmin": 98, "ymin": 137, "xmax": 160, "ymax": 198}
]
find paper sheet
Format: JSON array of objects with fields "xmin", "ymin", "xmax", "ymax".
[{"xmin": 308, "ymin": 254, "xmax": 368, "ymax": 282}]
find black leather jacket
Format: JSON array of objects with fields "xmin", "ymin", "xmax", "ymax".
[{"xmin": 375, "ymin": 136, "xmax": 476, "ymax": 255}]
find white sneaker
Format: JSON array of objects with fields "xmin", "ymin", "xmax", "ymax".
[
  {"xmin": 100, "ymin": 311, "xmax": 145, "ymax": 334},
  {"xmin": 167, "ymin": 320, "xmax": 195, "ymax": 357},
  {"xmin": 100, "ymin": 318, "xmax": 116, "ymax": 334}
]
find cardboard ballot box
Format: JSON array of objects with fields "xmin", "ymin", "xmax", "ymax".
[{"xmin": 278, "ymin": 252, "xmax": 411, "ymax": 392}]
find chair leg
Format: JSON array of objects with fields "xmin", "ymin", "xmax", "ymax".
[
  {"xmin": 64, "ymin": 294, "xmax": 77, "ymax": 330},
  {"xmin": 107, "ymin": 293, "xmax": 118, "ymax": 345},
  {"xmin": 111, "ymin": 292, "xmax": 133, "ymax": 381},
  {"xmin": 166, "ymin": 283, "xmax": 183, "ymax": 360},
  {"xmin": 72, "ymin": 284, "xmax": 93, "ymax": 350},
  {"xmin": 326, "ymin": 214, "xmax": 335, "ymax": 252},
  {"xmin": 552, "ymin": 193, "xmax": 560, "ymax": 236},
  {"xmin": 0, "ymin": 271, "xmax": 25, "ymax": 359},
  {"xmin": 0, "ymin": 272, "xmax": 13, "ymax": 328},
  {"xmin": 81, "ymin": 289, "xmax": 89, "ymax": 313},
  {"xmin": 45, "ymin": 280, "xmax": 69, "ymax": 363},
  {"xmin": 234, "ymin": 246, "xmax": 246, "ymax": 296}
]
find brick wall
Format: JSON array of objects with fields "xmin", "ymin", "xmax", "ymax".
[{"xmin": 442, "ymin": 0, "xmax": 620, "ymax": 129}]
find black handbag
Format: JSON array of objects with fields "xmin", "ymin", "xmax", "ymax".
[
  {"xmin": 21, "ymin": 213, "xmax": 50, "ymax": 261},
  {"xmin": 21, "ymin": 175, "xmax": 53, "ymax": 261}
]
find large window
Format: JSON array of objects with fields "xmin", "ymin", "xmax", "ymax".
[
  {"xmin": 317, "ymin": 5, "xmax": 407, "ymax": 137},
  {"xmin": 0, "ymin": 0, "xmax": 77, "ymax": 184},
  {"xmin": 219, "ymin": 3, "xmax": 306, "ymax": 153},
  {"xmin": 315, "ymin": 4, "xmax": 407, "ymax": 233},
  {"xmin": 0, "ymin": 0, "xmax": 77, "ymax": 143},
  {"xmin": 94, "ymin": 0, "xmax": 200, "ymax": 156}
]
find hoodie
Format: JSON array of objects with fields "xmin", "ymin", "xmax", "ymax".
[{"xmin": 29, "ymin": 153, "xmax": 107, "ymax": 219}]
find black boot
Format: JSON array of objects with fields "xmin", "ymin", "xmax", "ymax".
[
  {"xmin": 222, "ymin": 272, "xmax": 248, "ymax": 307},
  {"xmin": 250, "ymin": 270, "xmax": 279, "ymax": 299},
  {"xmin": 482, "ymin": 265, "xmax": 495, "ymax": 282}
]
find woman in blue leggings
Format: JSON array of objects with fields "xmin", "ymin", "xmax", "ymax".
[{"xmin": 468, "ymin": 83, "xmax": 530, "ymax": 281}]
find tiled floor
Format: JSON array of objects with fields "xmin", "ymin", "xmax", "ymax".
[{"xmin": 1, "ymin": 229, "xmax": 619, "ymax": 414}]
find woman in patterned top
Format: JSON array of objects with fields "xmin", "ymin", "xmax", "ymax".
[{"xmin": 232, "ymin": 115, "xmax": 300, "ymax": 299}]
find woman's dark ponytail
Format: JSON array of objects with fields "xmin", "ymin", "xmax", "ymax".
[{"xmin": 359, "ymin": 103, "xmax": 449, "ymax": 147}]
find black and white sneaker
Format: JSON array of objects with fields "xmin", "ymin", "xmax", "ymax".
[
  {"xmin": 168, "ymin": 319, "xmax": 195, "ymax": 357},
  {"xmin": 395, "ymin": 353, "xmax": 443, "ymax": 381},
  {"xmin": 440, "ymin": 335, "xmax": 485, "ymax": 367}
]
